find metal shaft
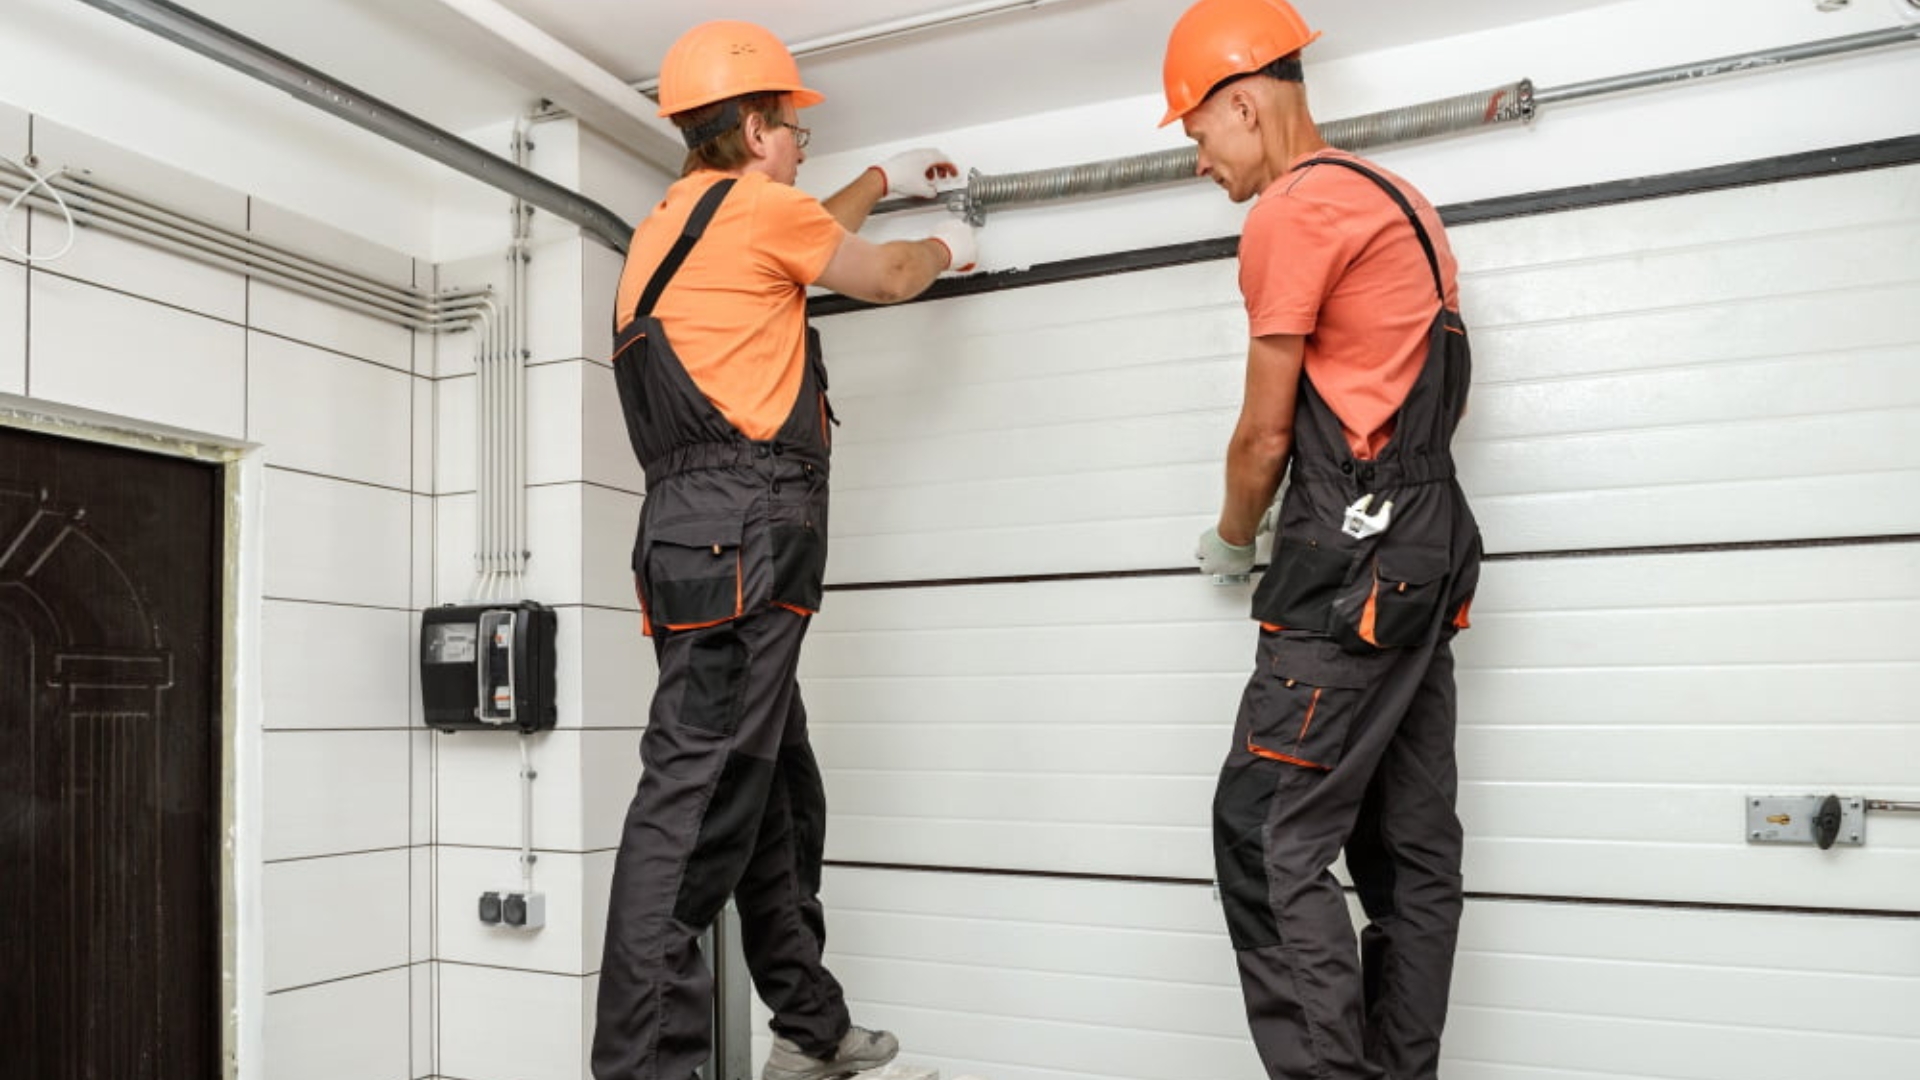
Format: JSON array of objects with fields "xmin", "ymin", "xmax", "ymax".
[{"xmin": 73, "ymin": 0, "xmax": 636, "ymax": 253}]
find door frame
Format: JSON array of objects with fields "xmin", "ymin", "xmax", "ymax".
[{"xmin": 0, "ymin": 392, "xmax": 264, "ymax": 1080}]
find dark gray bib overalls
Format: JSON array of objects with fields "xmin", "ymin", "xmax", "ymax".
[
  {"xmin": 594, "ymin": 178, "xmax": 853, "ymax": 1080},
  {"xmin": 1216, "ymin": 157, "xmax": 1480, "ymax": 1080}
]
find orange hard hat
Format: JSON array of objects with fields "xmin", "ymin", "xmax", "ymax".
[
  {"xmin": 1159, "ymin": 0, "xmax": 1320, "ymax": 127},
  {"xmin": 655, "ymin": 20, "xmax": 825, "ymax": 117}
]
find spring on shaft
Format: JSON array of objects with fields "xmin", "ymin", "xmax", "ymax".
[{"xmin": 958, "ymin": 81, "xmax": 1534, "ymax": 222}]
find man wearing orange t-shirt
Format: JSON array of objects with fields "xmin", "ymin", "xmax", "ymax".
[
  {"xmin": 593, "ymin": 21, "xmax": 976, "ymax": 1080},
  {"xmin": 1163, "ymin": 2, "xmax": 1482, "ymax": 1079}
]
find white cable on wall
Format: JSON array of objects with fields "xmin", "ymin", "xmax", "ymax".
[{"xmin": 1, "ymin": 155, "xmax": 78, "ymax": 263}]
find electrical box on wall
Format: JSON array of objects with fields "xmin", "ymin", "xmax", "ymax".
[{"xmin": 421, "ymin": 601, "xmax": 557, "ymax": 732}]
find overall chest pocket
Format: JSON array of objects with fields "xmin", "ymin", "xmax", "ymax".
[{"xmin": 639, "ymin": 516, "xmax": 744, "ymax": 631}]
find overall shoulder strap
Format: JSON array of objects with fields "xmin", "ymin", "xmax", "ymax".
[
  {"xmin": 1295, "ymin": 157, "xmax": 1445, "ymax": 304},
  {"xmin": 631, "ymin": 177, "xmax": 737, "ymax": 323}
]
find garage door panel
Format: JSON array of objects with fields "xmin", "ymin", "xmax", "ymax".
[
  {"xmin": 798, "ymin": 869, "xmax": 1920, "ymax": 1080},
  {"xmin": 1451, "ymin": 166, "xmax": 1920, "ymax": 271},
  {"xmin": 805, "ymin": 544, "xmax": 1918, "ymax": 900},
  {"xmin": 1469, "ymin": 284, "xmax": 1920, "ymax": 386},
  {"xmin": 814, "ymin": 167, "xmax": 1920, "ymax": 580}
]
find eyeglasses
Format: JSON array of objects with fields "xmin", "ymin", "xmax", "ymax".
[{"xmin": 771, "ymin": 121, "xmax": 811, "ymax": 150}]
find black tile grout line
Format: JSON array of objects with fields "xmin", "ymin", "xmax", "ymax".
[
  {"xmin": 23, "ymin": 255, "xmax": 419, "ymax": 376},
  {"xmin": 820, "ymin": 534, "xmax": 1920, "ymax": 593},
  {"xmin": 262, "ymin": 595, "xmax": 415, "ymax": 613},
  {"xmin": 263, "ymin": 845, "xmax": 417, "ymax": 866},
  {"xmin": 821, "ymin": 861, "xmax": 1920, "ymax": 921},
  {"xmin": 263, "ymin": 460, "xmax": 418, "ymax": 497},
  {"xmin": 265, "ymin": 963, "xmax": 416, "ymax": 998},
  {"xmin": 807, "ymin": 135, "xmax": 1920, "ymax": 318}
]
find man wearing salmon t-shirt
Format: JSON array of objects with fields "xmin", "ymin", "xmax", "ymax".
[
  {"xmin": 594, "ymin": 20, "xmax": 977, "ymax": 1080},
  {"xmin": 1163, "ymin": 1, "xmax": 1482, "ymax": 1078}
]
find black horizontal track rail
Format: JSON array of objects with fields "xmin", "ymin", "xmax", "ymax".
[{"xmin": 809, "ymin": 135, "xmax": 1920, "ymax": 319}]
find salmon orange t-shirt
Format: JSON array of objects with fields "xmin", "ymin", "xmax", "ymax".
[
  {"xmin": 1239, "ymin": 149, "xmax": 1460, "ymax": 459},
  {"xmin": 614, "ymin": 170, "xmax": 847, "ymax": 440}
]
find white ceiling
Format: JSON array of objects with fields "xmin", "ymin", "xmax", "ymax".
[{"xmin": 174, "ymin": 0, "xmax": 1632, "ymax": 158}]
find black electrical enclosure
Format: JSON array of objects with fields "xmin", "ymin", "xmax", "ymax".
[{"xmin": 420, "ymin": 601, "xmax": 557, "ymax": 732}]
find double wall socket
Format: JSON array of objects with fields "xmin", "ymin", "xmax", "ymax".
[{"xmin": 478, "ymin": 889, "xmax": 546, "ymax": 930}]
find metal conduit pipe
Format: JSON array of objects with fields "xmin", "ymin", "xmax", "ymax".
[
  {"xmin": 75, "ymin": 0, "xmax": 637, "ymax": 254},
  {"xmin": 960, "ymin": 81, "xmax": 1532, "ymax": 223},
  {"xmin": 883, "ymin": 24, "xmax": 1920, "ymax": 223},
  {"xmin": 1, "ymin": 161, "xmax": 492, "ymax": 332}
]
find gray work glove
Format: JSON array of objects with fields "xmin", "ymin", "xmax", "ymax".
[{"xmin": 1195, "ymin": 526, "xmax": 1256, "ymax": 578}]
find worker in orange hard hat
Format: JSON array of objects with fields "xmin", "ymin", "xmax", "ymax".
[
  {"xmin": 592, "ymin": 19, "xmax": 976, "ymax": 1080},
  {"xmin": 1165, "ymin": 2, "xmax": 1481, "ymax": 1079}
]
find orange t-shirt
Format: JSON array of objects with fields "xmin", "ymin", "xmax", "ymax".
[
  {"xmin": 1239, "ymin": 149, "xmax": 1460, "ymax": 459},
  {"xmin": 614, "ymin": 170, "xmax": 847, "ymax": 440}
]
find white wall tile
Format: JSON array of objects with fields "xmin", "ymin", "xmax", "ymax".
[
  {"xmin": 0, "ymin": 260, "xmax": 22, "ymax": 394},
  {"xmin": 250, "ymin": 278, "xmax": 413, "ymax": 372},
  {"xmin": 412, "ymin": 962, "xmax": 437, "ymax": 1080},
  {"xmin": 412, "ymin": 846, "xmax": 434, "ymax": 964},
  {"xmin": 28, "ymin": 272, "xmax": 245, "ymax": 437},
  {"xmin": 263, "ymin": 849, "xmax": 410, "ymax": 991},
  {"xmin": 32, "ymin": 117, "xmax": 248, "ymax": 230},
  {"xmin": 411, "ymin": 726, "xmax": 433, "ymax": 847},
  {"xmin": 435, "ymin": 729, "xmax": 634, "ymax": 854},
  {"xmin": 582, "ymin": 484, "xmax": 640, "ymax": 611},
  {"xmin": 581, "ymin": 359, "xmax": 642, "ymax": 494},
  {"xmin": 263, "ymin": 968, "xmax": 411, "ymax": 1080},
  {"xmin": 437, "ymin": 846, "xmax": 592, "ymax": 974},
  {"xmin": 525, "ymin": 483, "xmax": 586, "ymax": 605},
  {"xmin": 578, "ymin": 729, "xmax": 641, "ymax": 855},
  {"xmin": 260, "ymin": 600, "xmax": 410, "ymax": 730},
  {"xmin": 262, "ymin": 468, "xmax": 410, "ymax": 608},
  {"xmin": 249, "ymin": 198, "xmax": 415, "ymax": 292},
  {"xmin": 581, "ymin": 851, "xmax": 614, "ymax": 979},
  {"xmin": 526, "ymin": 359, "xmax": 581, "ymax": 486},
  {"xmin": 34, "ymin": 214, "xmax": 246, "ymax": 324},
  {"xmin": 434, "ymin": 373, "xmax": 475, "ymax": 495},
  {"xmin": 558, "ymin": 605, "xmax": 652, "ymax": 731},
  {"xmin": 439, "ymin": 965, "xmax": 587, "ymax": 1080},
  {"xmin": 434, "ymin": 492, "xmax": 477, "ymax": 603},
  {"xmin": 413, "ymin": 494, "xmax": 435, "ymax": 611},
  {"xmin": 0, "ymin": 101, "xmax": 26, "ymax": 161},
  {"xmin": 526, "ymin": 234, "xmax": 586, "ymax": 365},
  {"xmin": 411, "ymin": 371, "xmax": 433, "ymax": 495},
  {"xmin": 248, "ymin": 332, "xmax": 412, "ymax": 487},
  {"xmin": 263, "ymin": 730, "xmax": 411, "ymax": 861}
]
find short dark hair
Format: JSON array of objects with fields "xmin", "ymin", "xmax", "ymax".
[
  {"xmin": 1203, "ymin": 52, "xmax": 1305, "ymax": 108},
  {"xmin": 672, "ymin": 92, "xmax": 788, "ymax": 176}
]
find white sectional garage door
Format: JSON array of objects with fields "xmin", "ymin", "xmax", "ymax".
[{"xmin": 775, "ymin": 152, "xmax": 1920, "ymax": 1080}]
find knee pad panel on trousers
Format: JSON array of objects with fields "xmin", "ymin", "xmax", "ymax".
[
  {"xmin": 674, "ymin": 750, "xmax": 777, "ymax": 928},
  {"xmin": 683, "ymin": 627, "xmax": 749, "ymax": 735},
  {"xmin": 1214, "ymin": 760, "xmax": 1286, "ymax": 950}
]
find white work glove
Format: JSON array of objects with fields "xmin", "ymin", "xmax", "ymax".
[
  {"xmin": 874, "ymin": 148, "xmax": 959, "ymax": 199},
  {"xmin": 1196, "ymin": 526, "xmax": 1256, "ymax": 578},
  {"xmin": 928, "ymin": 218, "xmax": 978, "ymax": 274}
]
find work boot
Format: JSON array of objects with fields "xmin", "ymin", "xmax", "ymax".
[{"xmin": 760, "ymin": 1026, "xmax": 898, "ymax": 1080}]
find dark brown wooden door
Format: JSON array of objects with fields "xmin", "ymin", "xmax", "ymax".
[{"xmin": 0, "ymin": 426, "xmax": 221, "ymax": 1080}]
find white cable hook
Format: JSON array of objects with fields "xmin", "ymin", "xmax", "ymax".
[{"xmin": 3, "ymin": 156, "xmax": 79, "ymax": 263}]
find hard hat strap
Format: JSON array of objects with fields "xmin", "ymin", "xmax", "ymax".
[{"xmin": 679, "ymin": 100, "xmax": 741, "ymax": 149}]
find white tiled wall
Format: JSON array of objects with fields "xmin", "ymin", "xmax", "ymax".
[
  {"xmin": 28, "ymin": 271, "xmax": 248, "ymax": 437},
  {"xmin": 1, "ymin": 259, "xmax": 23, "ymax": 394},
  {"xmin": 5, "ymin": 108, "xmax": 455, "ymax": 1080}
]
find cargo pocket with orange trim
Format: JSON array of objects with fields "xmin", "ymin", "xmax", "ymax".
[
  {"xmin": 640, "ymin": 516, "xmax": 745, "ymax": 632},
  {"xmin": 1329, "ymin": 543, "xmax": 1450, "ymax": 654},
  {"xmin": 1246, "ymin": 636, "xmax": 1382, "ymax": 772}
]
